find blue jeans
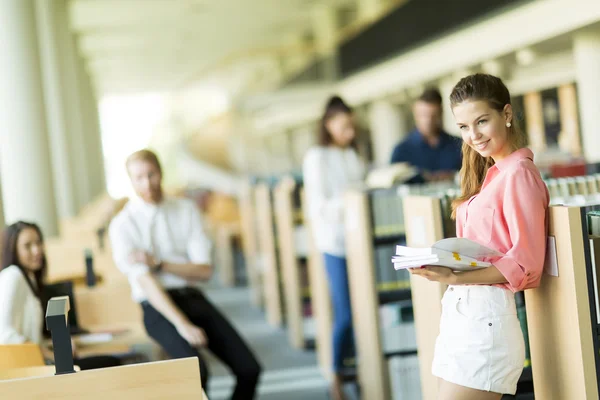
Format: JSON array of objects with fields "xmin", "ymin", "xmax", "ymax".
[{"xmin": 323, "ymin": 253, "xmax": 355, "ymax": 372}]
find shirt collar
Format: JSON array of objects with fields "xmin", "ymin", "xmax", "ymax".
[
  {"xmin": 493, "ymin": 147, "xmax": 534, "ymax": 172},
  {"xmin": 410, "ymin": 130, "xmax": 450, "ymax": 148}
]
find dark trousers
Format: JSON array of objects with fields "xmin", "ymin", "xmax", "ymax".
[
  {"xmin": 142, "ymin": 287, "xmax": 261, "ymax": 399},
  {"xmin": 323, "ymin": 253, "xmax": 355, "ymax": 372}
]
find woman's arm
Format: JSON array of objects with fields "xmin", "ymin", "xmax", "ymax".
[
  {"xmin": 302, "ymin": 149, "xmax": 344, "ymax": 224},
  {"xmin": 410, "ymin": 265, "xmax": 508, "ymax": 285},
  {"xmin": 0, "ymin": 268, "xmax": 30, "ymax": 344}
]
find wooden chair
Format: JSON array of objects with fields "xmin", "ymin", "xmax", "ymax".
[{"xmin": 0, "ymin": 344, "xmax": 44, "ymax": 370}]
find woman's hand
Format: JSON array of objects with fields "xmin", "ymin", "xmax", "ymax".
[
  {"xmin": 409, "ymin": 266, "xmax": 457, "ymax": 285},
  {"xmin": 128, "ymin": 250, "xmax": 157, "ymax": 267},
  {"xmin": 175, "ymin": 321, "xmax": 208, "ymax": 348}
]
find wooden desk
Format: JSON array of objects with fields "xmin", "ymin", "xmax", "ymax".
[{"xmin": 0, "ymin": 357, "xmax": 205, "ymax": 399}]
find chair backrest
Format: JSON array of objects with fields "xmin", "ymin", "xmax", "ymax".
[
  {"xmin": 0, "ymin": 357, "xmax": 204, "ymax": 399},
  {"xmin": 0, "ymin": 344, "xmax": 45, "ymax": 370}
]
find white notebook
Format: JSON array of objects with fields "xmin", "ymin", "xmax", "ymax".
[{"xmin": 392, "ymin": 237, "xmax": 504, "ymax": 271}]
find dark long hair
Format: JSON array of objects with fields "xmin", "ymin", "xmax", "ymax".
[
  {"xmin": 318, "ymin": 95, "xmax": 357, "ymax": 148},
  {"xmin": 449, "ymin": 73, "xmax": 526, "ymax": 218},
  {"xmin": 1, "ymin": 221, "xmax": 47, "ymax": 298}
]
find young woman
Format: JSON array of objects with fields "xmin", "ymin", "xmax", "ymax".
[
  {"xmin": 303, "ymin": 96, "xmax": 365, "ymax": 400},
  {"xmin": 0, "ymin": 221, "xmax": 121, "ymax": 370},
  {"xmin": 410, "ymin": 74, "xmax": 549, "ymax": 400}
]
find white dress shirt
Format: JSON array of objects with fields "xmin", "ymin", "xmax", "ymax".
[
  {"xmin": 302, "ymin": 146, "xmax": 365, "ymax": 257},
  {"xmin": 0, "ymin": 265, "xmax": 43, "ymax": 345},
  {"xmin": 109, "ymin": 196, "xmax": 212, "ymax": 303}
]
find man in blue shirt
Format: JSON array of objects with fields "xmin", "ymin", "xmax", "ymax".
[{"xmin": 390, "ymin": 88, "xmax": 462, "ymax": 182}]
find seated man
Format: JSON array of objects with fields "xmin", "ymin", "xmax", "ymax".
[
  {"xmin": 390, "ymin": 88, "xmax": 462, "ymax": 183},
  {"xmin": 109, "ymin": 149, "xmax": 261, "ymax": 400}
]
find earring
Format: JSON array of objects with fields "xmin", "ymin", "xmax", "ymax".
[{"xmin": 506, "ymin": 122, "xmax": 512, "ymax": 128}]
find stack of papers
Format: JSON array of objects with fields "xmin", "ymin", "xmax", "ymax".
[{"xmin": 391, "ymin": 238, "xmax": 504, "ymax": 271}]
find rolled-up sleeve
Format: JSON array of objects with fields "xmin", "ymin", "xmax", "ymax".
[
  {"xmin": 187, "ymin": 203, "xmax": 212, "ymax": 264},
  {"xmin": 493, "ymin": 168, "xmax": 548, "ymax": 292},
  {"xmin": 108, "ymin": 217, "xmax": 149, "ymax": 284}
]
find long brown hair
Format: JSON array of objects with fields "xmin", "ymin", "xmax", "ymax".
[
  {"xmin": 450, "ymin": 74, "xmax": 527, "ymax": 218},
  {"xmin": 1, "ymin": 221, "xmax": 48, "ymax": 298},
  {"xmin": 318, "ymin": 95, "xmax": 357, "ymax": 148}
]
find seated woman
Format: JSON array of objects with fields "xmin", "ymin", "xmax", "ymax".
[{"xmin": 0, "ymin": 221, "xmax": 120, "ymax": 370}]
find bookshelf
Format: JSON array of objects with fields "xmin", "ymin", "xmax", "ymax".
[
  {"xmin": 344, "ymin": 187, "xmax": 416, "ymax": 400},
  {"xmin": 401, "ymin": 195, "xmax": 451, "ymax": 400},
  {"xmin": 274, "ymin": 177, "xmax": 314, "ymax": 349},
  {"xmin": 214, "ymin": 223, "xmax": 240, "ymax": 287},
  {"xmin": 254, "ymin": 183, "xmax": 284, "ymax": 327},
  {"xmin": 303, "ymin": 190, "xmax": 334, "ymax": 380},
  {"xmin": 239, "ymin": 180, "xmax": 263, "ymax": 307},
  {"xmin": 525, "ymin": 205, "xmax": 600, "ymax": 399}
]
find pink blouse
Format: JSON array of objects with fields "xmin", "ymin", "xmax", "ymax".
[{"xmin": 455, "ymin": 148, "xmax": 549, "ymax": 292}]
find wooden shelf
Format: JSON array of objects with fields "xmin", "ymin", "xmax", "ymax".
[
  {"xmin": 238, "ymin": 180, "xmax": 263, "ymax": 307},
  {"xmin": 303, "ymin": 190, "xmax": 334, "ymax": 380},
  {"xmin": 344, "ymin": 189, "xmax": 391, "ymax": 400},
  {"xmin": 255, "ymin": 183, "xmax": 283, "ymax": 327},
  {"xmin": 525, "ymin": 206, "xmax": 599, "ymax": 399},
  {"xmin": 274, "ymin": 177, "xmax": 313, "ymax": 349}
]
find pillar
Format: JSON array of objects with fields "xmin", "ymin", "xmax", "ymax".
[
  {"xmin": 56, "ymin": 11, "xmax": 92, "ymax": 211},
  {"xmin": 524, "ymin": 91, "xmax": 547, "ymax": 153},
  {"xmin": 439, "ymin": 76, "xmax": 460, "ymax": 136},
  {"xmin": 358, "ymin": 0, "xmax": 384, "ymax": 22},
  {"xmin": 312, "ymin": 4, "xmax": 338, "ymax": 81},
  {"xmin": 78, "ymin": 64, "xmax": 106, "ymax": 200},
  {"xmin": 368, "ymin": 100, "xmax": 408, "ymax": 166},
  {"xmin": 574, "ymin": 30, "xmax": 600, "ymax": 163},
  {"xmin": 0, "ymin": 1, "xmax": 59, "ymax": 235},
  {"xmin": 35, "ymin": 0, "xmax": 77, "ymax": 218}
]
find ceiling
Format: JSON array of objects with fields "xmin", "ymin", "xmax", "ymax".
[{"xmin": 68, "ymin": 0, "xmax": 369, "ymax": 97}]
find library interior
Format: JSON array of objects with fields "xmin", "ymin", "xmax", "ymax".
[{"xmin": 1, "ymin": 1, "xmax": 600, "ymax": 399}]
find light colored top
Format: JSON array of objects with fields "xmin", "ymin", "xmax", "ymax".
[
  {"xmin": 0, "ymin": 265, "xmax": 43, "ymax": 345},
  {"xmin": 109, "ymin": 196, "xmax": 212, "ymax": 303},
  {"xmin": 303, "ymin": 145, "xmax": 365, "ymax": 257},
  {"xmin": 456, "ymin": 148, "xmax": 549, "ymax": 292}
]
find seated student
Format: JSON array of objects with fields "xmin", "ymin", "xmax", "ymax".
[
  {"xmin": 0, "ymin": 221, "xmax": 121, "ymax": 370},
  {"xmin": 109, "ymin": 149, "xmax": 261, "ymax": 400},
  {"xmin": 390, "ymin": 88, "xmax": 462, "ymax": 183}
]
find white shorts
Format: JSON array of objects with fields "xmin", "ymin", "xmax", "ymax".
[{"xmin": 432, "ymin": 285, "xmax": 525, "ymax": 395}]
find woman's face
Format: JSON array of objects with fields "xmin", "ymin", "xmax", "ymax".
[
  {"xmin": 453, "ymin": 100, "xmax": 513, "ymax": 162},
  {"xmin": 16, "ymin": 228, "xmax": 44, "ymax": 272},
  {"xmin": 326, "ymin": 112, "xmax": 356, "ymax": 148}
]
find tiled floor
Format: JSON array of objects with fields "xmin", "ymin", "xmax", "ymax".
[{"xmin": 201, "ymin": 284, "xmax": 332, "ymax": 400}]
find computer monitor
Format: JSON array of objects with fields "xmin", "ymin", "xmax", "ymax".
[{"xmin": 42, "ymin": 281, "xmax": 88, "ymax": 335}]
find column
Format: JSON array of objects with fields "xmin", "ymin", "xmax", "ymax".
[
  {"xmin": 574, "ymin": 30, "xmax": 600, "ymax": 163},
  {"xmin": 0, "ymin": 1, "xmax": 59, "ymax": 236},
  {"xmin": 312, "ymin": 4, "xmax": 338, "ymax": 81},
  {"xmin": 35, "ymin": 0, "xmax": 77, "ymax": 218},
  {"xmin": 524, "ymin": 92, "xmax": 547, "ymax": 152},
  {"xmin": 439, "ymin": 76, "xmax": 460, "ymax": 136},
  {"xmin": 78, "ymin": 64, "xmax": 107, "ymax": 200},
  {"xmin": 557, "ymin": 83, "xmax": 582, "ymax": 157},
  {"xmin": 368, "ymin": 100, "xmax": 407, "ymax": 166},
  {"xmin": 358, "ymin": 0, "xmax": 384, "ymax": 22},
  {"xmin": 56, "ymin": 8, "xmax": 92, "ymax": 211}
]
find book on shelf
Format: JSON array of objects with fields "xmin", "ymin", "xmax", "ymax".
[
  {"xmin": 366, "ymin": 163, "xmax": 418, "ymax": 189},
  {"xmin": 391, "ymin": 237, "xmax": 504, "ymax": 271}
]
